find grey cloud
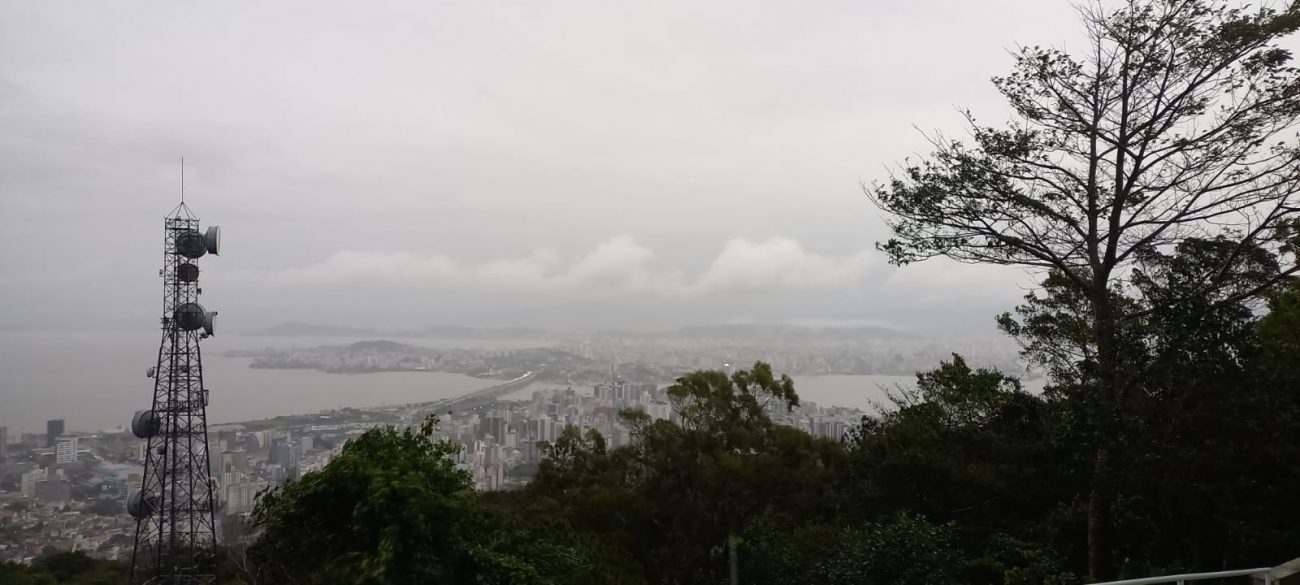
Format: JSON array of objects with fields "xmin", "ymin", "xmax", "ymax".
[
  {"xmin": 252, "ymin": 235, "xmax": 886, "ymax": 297},
  {"xmin": 0, "ymin": 0, "xmax": 1082, "ymax": 335}
]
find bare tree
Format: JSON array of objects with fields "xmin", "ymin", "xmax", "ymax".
[{"xmin": 868, "ymin": 0, "xmax": 1300, "ymax": 578}]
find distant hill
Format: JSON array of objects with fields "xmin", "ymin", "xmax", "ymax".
[
  {"xmin": 343, "ymin": 339, "xmax": 419, "ymax": 352},
  {"xmin": 672, "ymin": 324, "xmax": 913, "ymax": 340},
  {"xmin": 394, "ymin": 326, "xmax": 552, "ymax": 340},
  {"xmin": 244, "ymin": 322, "xmax": 379, "ymax": 337},
  {"xmin": 243, "ymin": 322, "xmax": 908, "ymax": 342}
]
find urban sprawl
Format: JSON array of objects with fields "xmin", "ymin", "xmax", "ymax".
[{"xmin": 0, "ymin": 330, "xmax": 1022, "ymax": 564}]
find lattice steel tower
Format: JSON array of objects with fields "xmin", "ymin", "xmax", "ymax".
[{"xmin": 128, "ymin": 201, "xmax": 222, "ymax": 585}]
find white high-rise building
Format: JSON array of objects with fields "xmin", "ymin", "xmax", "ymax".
[
  {"xmin": 221, "ymin": 470, "xmax": 245, "ymax": 489},
  {"xmin": 226, "ymin": 481, "xmax": 269, "ymax": 515},
  {"xmin": 55, "ymin": 436, "xmax": 79, "ymax": 464},
  {"xmin": 21, "ymin": 468, "xmax": 47, "ymax": 499},
  {"xmin": 219, "ymin": 471, "xmax": 245, "ymax": 505}
]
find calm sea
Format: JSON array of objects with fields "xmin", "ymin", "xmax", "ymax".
[
  {"xmin": 0, "ymin": 330, "xmax": 920, "ymax": 436},
  {"xmin": 0, "ymin": 330, "xmax": 538, "ymax": 435}
]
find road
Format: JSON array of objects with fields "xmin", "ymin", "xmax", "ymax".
[{"xmin": 406, "ymin": 371, "xmax": 536, "ymax": 424}]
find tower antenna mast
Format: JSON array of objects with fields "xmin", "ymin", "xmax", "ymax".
[{"xmin": 128, "ymin": 179, "xmax": 222, "ymax": 584}]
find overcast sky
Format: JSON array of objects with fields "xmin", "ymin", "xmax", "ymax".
[{"xmin": 0, "ymin": 0, "xmax": 1092, "ymax": 336}]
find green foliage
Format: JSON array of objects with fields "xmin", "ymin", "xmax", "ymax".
[
  {"xmin": 1258, "ymin": 279, "xmax": 1300, "ymax": 371},
  {"xmin": 523, "ymin": 363, "xmax": 847, "ymax": 584},
  {"xmin": 248, "ymin": 419, "xmax": 600, "ymax": 584},
  {"xmin": 233, "ymin": 329, "xmax": 1300, "ymax": 585},
  {"xmin": 1111, "ymin": 277, "xmax": 1300, "ymax": 571},
  {"xmin": 535, "ymin": 425, "xmax": 610, "ymax": 492},
  {"xmin": 746, "ymin": 512, "xmax": 961, "ymax": 585},
  {"xmin": 250, "ymin": 423, "xmax": 472, "ymax": 583},
  {"xmin": 845, "ymin": 355, "xmax": 1078, "ymax": 584},
  {"xmin": 0, "ymin": 552, "xmax": 126, "ymax": 585},
  {"xmin": 871, "ymin": 0, "xmax": 1300, "ymax": 577}
]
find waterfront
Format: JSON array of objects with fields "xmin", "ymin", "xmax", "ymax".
[
  {"xmin": 0, "ymin": 330, "xmax": 948, "ymax": 434},
  {"xmin": 0, "ymin": 330, "xmax": 513, "ymax": 434}
]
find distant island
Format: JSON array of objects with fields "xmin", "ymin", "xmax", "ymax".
[
  {"xmin": 241, "ymin": 321, "xmax": 912, "ymax": 341},
  {"xmin": 392, "ymin": 325, "xmax": 553, "ymax": 340},
  {"xmin": 618, "ymin": 323, "xmax": 914, "ymax": 341},
  {"xmin": 229, "ymin": 323, "xmax": 1028, "ymax": 381},
  {"xmin": 243, "ymin": 321, "xmax": 379, "ymax": 337},
  {"xmin": 242, "ymin": 322, "xmax": 553, "ymax": 340},
  {"xmin": 238, "ymin": 340, "xmax": 631, "ymax": 384}
]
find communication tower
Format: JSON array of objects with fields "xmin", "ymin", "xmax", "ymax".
[{"xmin": 128, "ymin": 200, "xmax": 222, "ymax": 584}]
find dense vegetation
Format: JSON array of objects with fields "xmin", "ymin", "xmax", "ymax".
[
  {"xmin": 231, "ymin": 275, "xmax": 1300, "ymax": 584},
  {"xmin": 0, "ymin": 551, "xmax": 127, "ymax": 585},
  {"xmin": 216, "ymin": 276, "xmax": 1295, "ymax": 584},
  {"xmin": 869, "ymin": 0, "xmax": 1300, "ymax": 578}
]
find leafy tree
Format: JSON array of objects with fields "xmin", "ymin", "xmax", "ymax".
[
  {"xmin": 534, "ymin": 425, "xmax": 611, "ymax": 493},
  {"xmin": 1238, "ymin": 279, "xmax": 1300, "ymax": 560},
  {"xmin": 32, "ymin": 552, "xmax": 125, "ymax": 585},
  {"xmin": 869, "ymin": 0, "xmax": 1300, "ymax": 577},
  {"xmin": 1257, "ymin": 277, "xmax": 1300, "ymax": 368},
  {"xmin": 844, "ymin": 355, "xmax": 1071, "ymax": 584},
  {"xmin": 248, "ymin": 419, "xmax": 595, "ymax": 584},
  {"xmin": 526, "ymin": 362, "xmax": 847, "ymax": 584},
  {"xmin": 1111, "ymin": 276, "xmax": 1300, "ymax": 573},
  {"xmin": 0, "ymin": 551, "xmax": 127, "ymax": 585},
  {"xmin": 249, "ymin": 422, "xmax": 475, "ymax": 584},
  {"xmin": 997, "ymin": 239, "xmax": 1296, "ymax": 575},
  {"xmin": 0, "ymin": 563, "xmax": 52, "ymax": 585},
  {"xmin": 745, "ymin": 512, "xmax": 961, "ymax": 585}
]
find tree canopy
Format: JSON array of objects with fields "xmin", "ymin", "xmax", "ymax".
[
  {"xmin": 0, "ymin": 551, "xmax": 126, "ymax": 585},
  {"xmin": 247, "ymin": 422, "xmax": 603, "ymax": 585},
  {"xmin": 870, "ymin": 0, "xmax": 1300, "ymax": 578}
]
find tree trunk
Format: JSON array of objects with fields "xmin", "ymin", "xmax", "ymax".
[
  {"xmin": 1089, "ymin": 284, "xmax": 1118, "ymax": 581},
  {"xmin": 1088, "ymin": 447, "xmax": 1112, "ymax": 581},
  {"xmin": 729, "ymin": 534, "xmax": 739, "ymax": 585}
]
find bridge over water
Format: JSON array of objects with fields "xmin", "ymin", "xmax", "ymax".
[{"xmin": 407, "ymin": 371, "xmax": 536, "ymax": 424}]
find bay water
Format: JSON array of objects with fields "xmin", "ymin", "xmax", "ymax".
[{"xmin": 0, "ymin": 330, "xmax": 915, "ymax": 435}]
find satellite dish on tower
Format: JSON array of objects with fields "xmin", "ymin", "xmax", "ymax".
[
  {"xmin": 204, "ymin": 226, "xmax": 220, "ymax": 255},
  {"xmin": 174, "ymin": 303, "xmax": 217, "ymax": 336},
  {"xmin": 131, "ymin": 410, "xmax": 160, "ymax": 439},
  {"xmin": 177, "ymin": 263, "xmax": 200, "ymax": 282},
  {"xmin": 173, "ymin": 226, "xmax": 221, "ymax": 258},
  {"xmin": 128, "ymin": 489, "xmax": 158, "ymax": 519}
]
